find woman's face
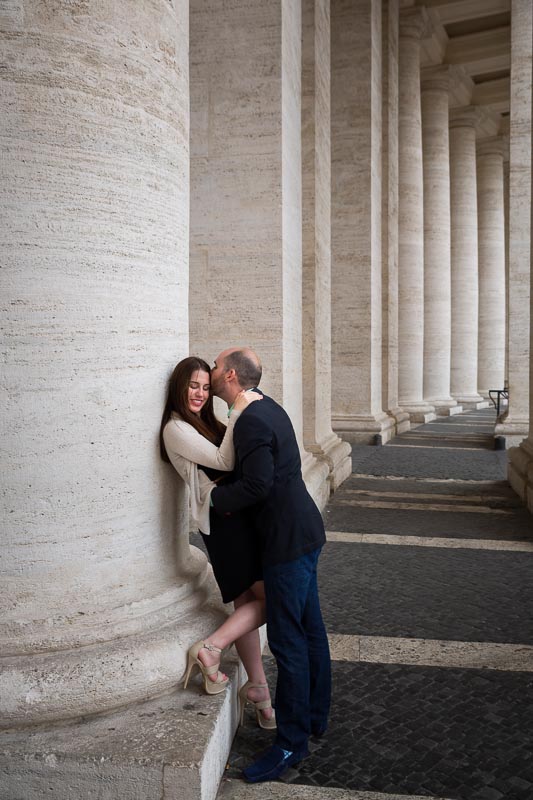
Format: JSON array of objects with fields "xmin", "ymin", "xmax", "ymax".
[{"xmin": 187, "ymin": 369, "xmax": 211, "ymax": 415}]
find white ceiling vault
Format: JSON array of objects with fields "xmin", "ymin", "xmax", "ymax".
[{"xmin": 410, "ymin": 0, "xmax": 511, "ymax": 139}]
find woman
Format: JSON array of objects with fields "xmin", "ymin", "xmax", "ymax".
[{"xmin": 160, "ymin": 357, "xmax": 275, "ymax": 729}]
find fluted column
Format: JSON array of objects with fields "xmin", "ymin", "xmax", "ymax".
[
  {"xmin": 398, "ymin": 8, "xmax": 436, "ymax": 422},
  {"xmin": 449, "ymin": 107, "xmax": 485, "ymax": 407},
  {"xmin": 477, "ymin": 137, "xmax": 506, "ymax": 397},
  {"xmin": 498, "ymin": 0, "xmax": 532, "ymax": 447},
  {"xmin": 0, "ymin": 0, "xmax": 205, "ymax": 728},
  {"xmin": 421, "ymin": 66, "xmax": 459, "ymax": 415},
  {"xmin": 302, "ymin": 0, "xmax": 351, "ymax": 491},
  {"xmin": 331, "ymin": 0, "xmax": 395, "ymax": 443}
]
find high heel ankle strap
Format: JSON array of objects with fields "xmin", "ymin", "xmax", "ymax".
[{"xmin": 201, "ymin": 641, "xmax": 222, "ymax": 654}]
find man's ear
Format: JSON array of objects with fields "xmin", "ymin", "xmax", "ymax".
[{"xmin": 225, "ymin": 368, "xmax": 236, "ymax": 382}]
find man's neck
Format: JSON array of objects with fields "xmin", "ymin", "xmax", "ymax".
[{"xmin": 222, "ymin": 386, "xmax": 243, "ymax": 407}]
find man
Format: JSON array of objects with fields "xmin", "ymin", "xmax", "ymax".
[{"xmin": 210, "ymin": 347, "xmax": 331, "ymax": 783}]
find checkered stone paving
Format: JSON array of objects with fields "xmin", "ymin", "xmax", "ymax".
[{"xmin": 216, "ymin": 409, "xmax": 533, "ymax": 800}]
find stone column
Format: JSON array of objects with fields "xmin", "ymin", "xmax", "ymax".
[
  {"xmin": 330, "ymin": 0, "xmax": 394, "ymax": 443},
  {"xmin": 507, "ymin": 0, "xmax": 533, "ymax": 503},
  {"xmin": 421, "ymin": 66, "xmax": 460, "ymax": 415},
  {"xmin": 497, "ymin": 0, "xmax": 532, "ymax": 446},
  {"xmin": 397, "ymin": 8, "xmax": 436, "ymax": 422},
  {"xmin": 189, "ymin": 0, "xmax": 329, "ymax": 504},
  {"xmin": 302, "ymin": 0, "xmax": 352, "ymax": 490},
  {"xmin": 508, "ymin": 59, "xmax": 533, "ymax": 512},
  {"xmin": 477, "ymin": 137, "xmax": 506, "ymax": 397},
  {"xmin": 0, "ymin": 0, "xmax": 208, "ymax": 728},
  {"xmin": 381, "ymin": 0, "xmax": 410, "ymax": 435},
  {"xmin": 449, "ymin": 107, "xmax": 486, "ymax": 407},
  {"xmin": 504, "ymin": 152, "xmax": 510, "ymax": 382}
]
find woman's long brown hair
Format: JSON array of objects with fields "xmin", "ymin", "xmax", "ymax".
[{"xmin": 159, "ymin": 357, "xmax": 226, "ymax": 462}]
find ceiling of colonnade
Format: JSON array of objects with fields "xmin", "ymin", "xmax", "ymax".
[{"xmin": 412, "ymin": 0, "xmax": 511, "ymax": 140}]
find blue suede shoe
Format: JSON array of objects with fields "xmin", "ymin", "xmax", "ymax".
[{"xmin": 242, "ymin": 744, "xmax": 310, "ymax": 783}]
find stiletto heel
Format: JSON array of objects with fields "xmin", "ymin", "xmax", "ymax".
[
  {"xmin": 238, "ymin": 681, "xmax": 276, "ymax": 730},
  {"xmin": 183, "ymin": 640, "xmax": 229, "ymax": 695}
]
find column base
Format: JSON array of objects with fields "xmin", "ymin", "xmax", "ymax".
[
  {"xmin": 305, "ymin": 432, "xmax": 352, "ymax": 493},
  {"xmin": 0, "ymin": 549, "xmax": 229, "ymax": 729},
  {"xmin": 302, "ymin": 451, "xmax": 331, "ymax": 511},
  {"xmin": 0, "ymin": 655, "xmax": 244, "ymax": 800},
  {"xmin": 436, "ymin": 404, "xmax": 464, "ymax": 416},
  {"xmin": 426, "ymin": 398, "xmax": 463, "ymax": 417},
  {"xmin": 399, "ymin": 402, "xmax": 436, "ymax": 424},
  {"xmin": 452, "ymin": 394, "xmax": 490, "ymax": 410},
  {"xmin": 388, "ymin": 407, "xmax": 411, "ymax": 434},
  {"xmin": 495, "ymin": 417, "xmax": 530, "ymax": 448},
  {"xmin": 508, "ymin": 439, "xmax": 533, "ymax": 512},
  {"xmin": 332, "ymin": 411, "xmax": 396, "ymax": 445}
]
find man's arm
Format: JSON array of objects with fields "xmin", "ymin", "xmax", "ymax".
[{"xmin": 211, "ymin": 413, "xmax": 274, "ymax": 513}]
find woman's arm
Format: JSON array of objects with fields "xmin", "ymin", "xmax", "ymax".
[{"xmin": 163, "ymin": 411, "xmax": 241, "ymax": 471}]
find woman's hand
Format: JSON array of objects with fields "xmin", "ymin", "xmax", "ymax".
[{"xmin": 233, "ymin": 389, "xmax": 262, "ymax": 413}]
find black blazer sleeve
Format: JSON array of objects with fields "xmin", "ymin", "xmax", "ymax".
[{"xmin": 211, "ymin": 411, "xmax": 274, "ymax": 513}]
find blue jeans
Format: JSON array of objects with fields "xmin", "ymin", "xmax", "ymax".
[{"xmin": 263, "ymin": 547, "xmax": 331, "ymax": 753}]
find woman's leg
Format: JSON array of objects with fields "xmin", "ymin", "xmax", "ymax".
[{"xmin": 197, "ymin": 582, "xmax": 268, "ymax": 695}]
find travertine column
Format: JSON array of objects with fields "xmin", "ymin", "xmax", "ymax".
[
  {"xmin": 302, "ymin": 0, "xmax": 351, "ymax": 490},
  {"xmin": 421, "ymin": 66, "xmax": 459, "ymax": 415},
  {"xmin": 508, "ymin": 2, "xmax": 533, "ymax": 500},
  {"xmin": 508, "ymin": 57, "xmax": 533, "ymax": 511},
  {"xmin": 504, "ymin": 152, "xmax": 510, "ymax": 381},
  {"xmin": 398, "ymin": 8, "xmax": 436, "ymax": 422},
  {"xmin": 498, "ymin": 0, "xmax": 532, "ymax": 446},
  {"xmin": 190, "ymin": 0, "xmax": 329, "ymax": 504},
  {"xmin": 381, "ymin": 0, "xmax": 410, "ymax": 434},
  {"xmin": 477, "ymin": 137, "xmax": 506, "ymax": 397},
  {"xmin": 331, "ymin": 0, "xmax": 395, "ymax": 444},
  {"xmin": 449, "ymin": 107, "xmax": 485, "ymax": 406},
  {"xmin": 0, "ymin": 0, "xmax": 205, "ymax": 727}
]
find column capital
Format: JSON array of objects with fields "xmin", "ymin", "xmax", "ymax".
[
  {"xmin": 399, "ymin": 7, "xmax": 431, "ymax": 41},
  {"xmin": 421, "ymin": 64, "xmax": 452, "ymax": 93},
  {"xmin": 476, "ymin": 136, "xmax": 506, "ymax": 158},
  {"xmin": 448, "ymin": 64, "xmax": 474, "ymax": 107},
  {"xmin": 449, "ymin": 105, "xmax": 479, "ymax": 130}
]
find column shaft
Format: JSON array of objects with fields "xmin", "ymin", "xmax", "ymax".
[
  {"xmin": 302, "ymin": 0, "xmax": 351, "ymax": 492},
  {"xmin": 189, "ymin": 0, "xmax": 329, "ymax": 503},
  {"xmin": 0, "ymin": 0, "xmax": 202, "ymax": 727},
  {"xmin": 497, "ymin": 0, "xmax": 532, "ymax": 445},
  {"xmin": 398, "ymin": 9, "xmax": 435, "ymax": 422},
  {"xmin": 449, "ymin": 107, "xmax": 485, "ymax": 406},
  {"xmin": 381, "ymin": 0, "xmax": 410, "ymax": 434},
  {"xmin": 421, "ymin": 67, "xmax": 457, "ymax": 413},
  {"xmin": 507, "ymin": 0, "xmax": 533, "ymax": 507},
  {"xmin": 477, "ymin": 139, "xmax": 506, "ymax": 397},
  {"xmin": 331, "ymin": 0, "xmax": 394, "ymax": 443}
]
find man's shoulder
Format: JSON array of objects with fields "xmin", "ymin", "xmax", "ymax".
[
  {"xmin": 245, "ymin": 392, "xmax": 284, "ymax": 418},
  {"xmin": 237, "ymin": 392, "xmax": 293, "ymax": 435}
]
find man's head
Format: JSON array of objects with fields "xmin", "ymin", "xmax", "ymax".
[{"xmin": 211, "ymin": 347, "xmax": 262, "ymax": 404}]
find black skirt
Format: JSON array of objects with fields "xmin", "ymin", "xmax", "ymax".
[{"xmin": 201, "ymin": 507, "xmax": 263, "ymax": 603}]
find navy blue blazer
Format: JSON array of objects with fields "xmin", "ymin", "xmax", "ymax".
[{"xmin": 211, "ymin": 391, "xmax": 325, "ymax": 566}]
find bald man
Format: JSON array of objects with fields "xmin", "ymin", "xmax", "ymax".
[{"xmin": 210, "ymin": 347, "xmax": 331, "ymax": 783}]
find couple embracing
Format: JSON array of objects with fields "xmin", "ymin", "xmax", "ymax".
[{"xmin": 160, "ymin": 347, "xmax": 331, "ymax": 783}]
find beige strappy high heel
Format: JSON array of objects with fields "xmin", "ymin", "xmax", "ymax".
[
  {"xmin": 238, "ymin": 681, "xmax": 276, "ymax": 730},
  {"xmin": 183, "ymin": 641, "xmax": 229, "ymax": 695}
]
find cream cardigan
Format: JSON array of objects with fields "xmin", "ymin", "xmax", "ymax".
[{"xmin": 162, "ymin": 410, "xmax": 241, "ymax": 535}]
